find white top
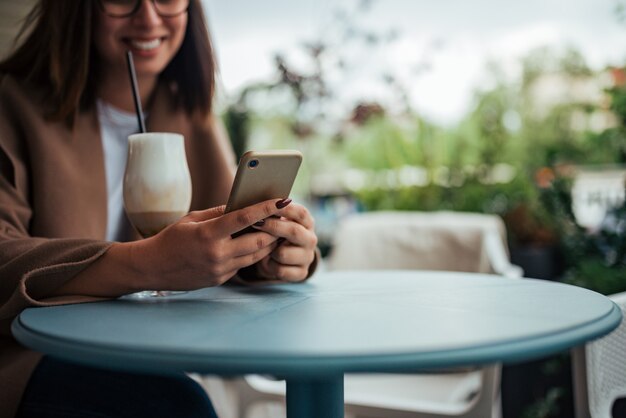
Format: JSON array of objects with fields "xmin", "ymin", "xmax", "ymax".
[{"xmin": 97, "ymin": 100, "xmax": 142, "ymax": 242}]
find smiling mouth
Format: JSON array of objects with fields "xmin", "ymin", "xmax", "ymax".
[{"xmin": 126, "ymin": 38, "xmax": 164, "ymax": 51}]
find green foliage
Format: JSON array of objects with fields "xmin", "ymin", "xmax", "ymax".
[
  {"xmin": 343, "ymin": 116, "xmax": 442, "ymax": 170},
  {"xmin": 567, "ymin": 202, "xmax": 626, "ymax": 293},
  {"xmin": 222, "ymin": 105, "xmax": 250, "ymax": 160},
  {"xmin": 565, "ymin": 257, "xmax": 626, "ymax": 295},
  {"xmin": 521, "ymin": 387, "xmax": 565, "ymax": 418},
  {"xmin": 582, "ymin": 127, "xmax": 626, "ymax": 165},
  {"xmin": 355, "ymin": 174, "xmax": 534, "ymax": 215},
  {"xmin": 609, "ymin": 86, "xmax": 626, "ymax": 125},
  {"xmin": 597, "ymin": 86, "xmax": 626, "ymax": 163},
  {"xmin": 471, "ymin": 86, "xmax": 513, "ymax": 166},
  {"xmin": 540, "ymin": 176, "xmax": 626, "ymax": 295}
]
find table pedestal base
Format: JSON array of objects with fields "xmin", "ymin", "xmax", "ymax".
[{"xmin": 286, "ymin": 375, "xmax": 344, "ymax": 418}]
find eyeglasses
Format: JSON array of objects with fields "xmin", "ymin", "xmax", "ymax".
[{"xmin": 97, "ymin": 0, "xmax": 190, "ymax": 18}]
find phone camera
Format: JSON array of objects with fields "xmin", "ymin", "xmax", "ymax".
[{"xmin": 248, "ymin": 159, "xmax": 259, "ymax": 169}]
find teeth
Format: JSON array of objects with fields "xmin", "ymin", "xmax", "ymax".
[{"xmin": 130, "ymin": 38, "xmax": 161, "ymax": 51}]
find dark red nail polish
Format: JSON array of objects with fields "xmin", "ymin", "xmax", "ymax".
[
  {"xmin": 254, "ymin": 219, "xmax": 265, "ymax": 226},
  {"xmin": 276, "ymin": 198, "xmax": 292, "ymax": 209}
]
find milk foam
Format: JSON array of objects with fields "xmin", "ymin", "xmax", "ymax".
[{"xmin": 123, "ymin": 133, "xmax": 192, "ymax": 213}]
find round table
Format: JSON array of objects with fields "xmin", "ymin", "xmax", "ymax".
[{"xmin": 12, "ymin": 271, "xmax": 622, "ymax": 418}]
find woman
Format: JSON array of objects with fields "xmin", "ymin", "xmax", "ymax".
[{"xmin": 0, "ymin": 1, "xmax": 319, "ymax": 417}]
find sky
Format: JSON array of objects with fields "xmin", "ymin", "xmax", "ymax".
[{"xmin": 203, "ymin": 0, "xmax": 626, "ymax": 125}]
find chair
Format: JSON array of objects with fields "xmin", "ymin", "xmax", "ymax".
[
  {"xmin": 572, "ymin": 291, "xmax": 626, "ymax": 418},
  {"xmin": 226, "ymin": 211, "xmax": 523, "ymax": 418},
  {"xmin": 326, "ymin": 211, "xmax": 522, "ymax": 278}
]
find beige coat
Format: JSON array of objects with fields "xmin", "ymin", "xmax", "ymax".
[{"xmin": 0, "ymin": 75, "xmax": 238, "ymax": 418}]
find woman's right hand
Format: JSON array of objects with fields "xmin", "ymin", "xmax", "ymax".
[
  {"xmin": 132, "ymin": 198, "xmax": 291, "ymax": 291},
  {"xmin": 51, "ymin": 199, "xmax": 290, "ymax": 298}
]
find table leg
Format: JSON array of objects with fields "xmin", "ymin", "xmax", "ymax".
[{"xmin": 286, "ymin": 374, "xmax": 344, "ymax": 418}]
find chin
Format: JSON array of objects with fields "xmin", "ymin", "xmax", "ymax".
[{"xmin": 134, "ymin": 60, "xmax": 170, "ymax": 77}]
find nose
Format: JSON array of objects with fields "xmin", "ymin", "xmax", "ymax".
[{"xmin": 131, "ymin": 0, "xmax": 162, "ymax": 27}]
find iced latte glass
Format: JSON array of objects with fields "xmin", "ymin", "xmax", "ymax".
[{"xmin": 123, "ymin": 132, "xmax": 192, "ymax": 297}]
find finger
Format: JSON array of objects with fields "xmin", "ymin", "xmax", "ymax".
[
  {"xmin": 257, "ymin": 256, "xmax": 272, "ymax": 277},
  {"xmin": 274, "ymin": 203, "xmax": 315, "ymax": 229},
  {"xmin": 227, "ymin": 240, "xmax": 278, "ymax": 272},
  {"xmin": 252, "ymin": 217, "xmax": 317, "ymax": 248},
  {"xmin": 215, "ymin": 199, "xmax": 290, "ymax": 236},
  {"xmin": 228, "ymin": 231, "xmax": 279, "ymax": 257},
  {"xmin": 184, "ymin": 205, "xmax": 226, "ymax": 222},
  {"xmin": 261, "ymin": 257, "xmax": 309, "ymax": 282},
  {"xmin": 269, "ymin": 244, "xmax": 315, "ymax": 266}
]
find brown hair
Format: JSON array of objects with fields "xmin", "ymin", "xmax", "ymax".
[{"xmin": 0, "ymin": 0, "xmax": 216, "ymax": 124}]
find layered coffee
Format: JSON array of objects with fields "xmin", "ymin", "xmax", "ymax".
[{"xmin": 123, "ymin": 133, "xmax": 192, "ymax": 238}]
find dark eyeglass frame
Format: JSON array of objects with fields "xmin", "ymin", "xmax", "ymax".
[{"xmin": 96, "ymin": 0, "xmax": 190, "ymax": 18}]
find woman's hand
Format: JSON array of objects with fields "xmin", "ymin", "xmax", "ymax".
[
  {"xmin": 250, "ymin": 200, "xmax": 318, "ymax": 282},
  {"xmin": 52, "ymin": 198, "xmax": 313, "ymax": 298},
  {"xmin": 133, "ymin": 199, "xmax": 297, "ymax": 291}
]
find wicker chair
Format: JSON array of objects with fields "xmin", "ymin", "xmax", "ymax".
[{"xmin": 572, "ymin": 291, "xmax": 626, "ymax": 418}]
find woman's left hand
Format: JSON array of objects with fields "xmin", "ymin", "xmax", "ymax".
[{"xmin": 251, "ymin": 200, "xmax": 318, "ymax": 282}]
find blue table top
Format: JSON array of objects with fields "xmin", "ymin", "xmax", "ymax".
[{"xmin": 12, "ymin": 271, "xmax": 621, "ymax": 377}]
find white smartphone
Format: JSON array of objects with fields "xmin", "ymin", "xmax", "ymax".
[{"xmin": 225, "ymin": 150, "xmax": 303, "ymax": 216}]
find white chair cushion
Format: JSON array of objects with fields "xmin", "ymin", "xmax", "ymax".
[{"xmin": 327, "ymin": 211, "xmax": 508, "ymax": 274}]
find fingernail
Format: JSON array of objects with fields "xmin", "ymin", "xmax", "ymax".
[
  {"xmin": 253, "ymin": 219, "xmax": 265, "ymax": 227},
  {"xmin": 276, "ymin": 198, "xmax": 292, "ymax": 209}
]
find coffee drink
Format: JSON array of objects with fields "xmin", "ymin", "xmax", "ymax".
[{"xmin": 123, "ymin": 133, "xmax": 192, "ymax": 238}]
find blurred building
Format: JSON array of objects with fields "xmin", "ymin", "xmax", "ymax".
[{"xmin": 526, "ymin": 67, "xmax": 622, "ymax": 132}]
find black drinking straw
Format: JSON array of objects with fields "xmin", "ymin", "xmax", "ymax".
[{"xmin": 125, "ymin": 50, "xmax": 146, "ymax": 133}]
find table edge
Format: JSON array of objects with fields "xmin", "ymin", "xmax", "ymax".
[{"xmin": 12, "ymin": 301, "xmax": 622, "ymax": 377}]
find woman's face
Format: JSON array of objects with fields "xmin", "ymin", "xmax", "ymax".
[{"xmin": 93, "ymin": 0, "xmax": 188, "ymax": 79}]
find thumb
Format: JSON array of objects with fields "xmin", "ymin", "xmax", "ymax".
[{"xmin": 183, "ymin": 205, "xmax": 226, "ymax": 222}]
